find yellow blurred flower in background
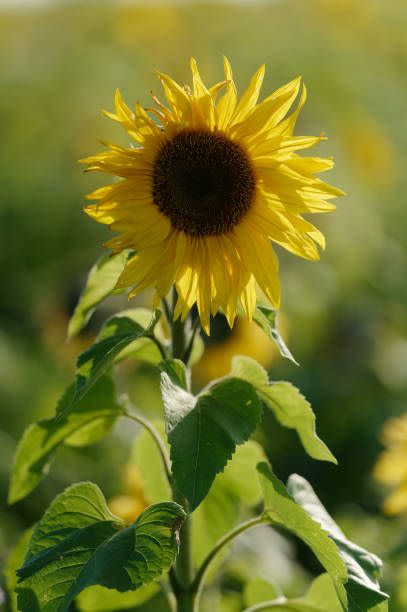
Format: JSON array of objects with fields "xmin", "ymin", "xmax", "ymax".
[
  {"xmin": 341, "ymin": 113, "xmax": 398, "ymax": 189},
  {"xmin": 193, "ymin": 316, "xmax": 281, "ymax": 384},
  {"xmin": 83, "ymin": 58, "xmax": 342, "ymax": 334},
  {"xmin": 374, "ymin": 414, "xmax": 407, "ymax": 515},
  {"xmin": 108, "ymin": 465, "xmax": 149, "ymax": 524}
]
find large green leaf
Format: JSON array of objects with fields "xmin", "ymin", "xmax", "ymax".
[
  {"xmin": 253, "ymin": 304, "xmax": 298, "ymax": 365},
  {"xmin": 162, "ymin": 374, "xmax": 262, "ymax": 511},
  {"xmin": 16, "ymin": 482, "xmax": 186, "ymax": 612},
  {"xmin": 8, "ymin": 376, "xmax": 122, "ymax": 504},
  {"xmin": 60, "ymin": 310, "xmax": 161, "ymax": 419},
  {"xmin": 231, "ymin": 357, "xmax": 335, "ymax": 464},
  {"xmin": 68, "ymin": 251, "xmax": 128, "ymax": 340},
  {"xmin": 287, "ymin": 475, "xmax": 389, "ymax": 612},
  {"xmin": 257, "ymin": 463, "xmax": 348, "ymax": 609}
]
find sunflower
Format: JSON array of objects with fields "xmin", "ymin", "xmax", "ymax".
[{"xmin": 82, "ymin": 58, "xmax": 342, "ymax": 333}]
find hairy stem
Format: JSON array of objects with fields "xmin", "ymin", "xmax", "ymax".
[{"xmin": 170, "ymin": 296, "xmax": 194, "ymax": 611}]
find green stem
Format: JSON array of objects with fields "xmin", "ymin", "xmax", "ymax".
[
  {"xmin": 183, "ymin": 317, "xmax": 200, "ymax": 364},
  {"xmin": 192, "ymin": 516, "xmax": 266, "ymax": 611},
  {"xmin": 146, "ymin": 332, "xmax": 168, "ymax": 361},
  {"xmin": 170, "ymin": 297, "xmax": 194, "ymax": 611},
  {"xmin": 122, "ymin": 403, "xmax": 172, "ymax": 485}
]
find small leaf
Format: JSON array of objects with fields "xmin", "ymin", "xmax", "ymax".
[
  {"xmin": 259, "ymin": 381, "xmax": 336, "ymax": 464},
  {"xmin": 68, "ymin": 251, "xmax": 129, "ymax": 340},
  {"xmin": 257, "ymin": 462, "xmax": 348, "ymax": 609},
  {"xmin": 253, "ymin": 304, "xmax": 298, "ymax": 365},
  {"xmin": 287, "ymin": 474, "xmax": 389, "ymax": 611},
  {"xmin": 8, "ymin": 376, "xmax": 121, "ymax": 504},
  {"xmin": 17, "ymin": 482, "xmax": 186, "ymax": 612},
  {"xmin": 162, "ymin": 375, "xmax": 263, "ymax": 511},
  {"xmin": 60, "ymin": 311, "xmax": 161, "ymax": 419}
]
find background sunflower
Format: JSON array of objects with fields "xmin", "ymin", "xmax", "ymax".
[{"xmin": 2, "ymin": 0, "xmax": 407, "ymax": 609}]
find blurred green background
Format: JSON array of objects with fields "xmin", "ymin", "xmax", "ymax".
[{"xmin": 1, "ymin": 0, "xmax": 407, "ymax": 609}]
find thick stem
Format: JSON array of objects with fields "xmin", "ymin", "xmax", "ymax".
[{"xmin": 170, "ymin": 297, "xmax": 194, "ymax": 611}]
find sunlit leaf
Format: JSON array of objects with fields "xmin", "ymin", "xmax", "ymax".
[
  {"xmin": 60, "ymin": 310, "xmax": 161, "ymax": 419},
  {"xmin": 68, "ymin": 251, "xmax": 128, "ymax": 340},
  {"xmin": 260, "ymin": 382, "xmax": 336, "ymax": 463},
  {"xmin": 231, "ymin": 356, "xmax": 335, "ymax": 464},
  {"xmin": 8, "ymin": 376, "xmax": 121, "ymax": 504}
]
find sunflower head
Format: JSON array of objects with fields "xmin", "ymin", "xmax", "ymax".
[{"xmin": 82, "ymin": 58, "xmax": 343, "ymax": 334}]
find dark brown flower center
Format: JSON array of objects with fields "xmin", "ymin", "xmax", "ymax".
[{"xmin": 152, "ymin": 129, "xmax": 256, "ymax": 236}]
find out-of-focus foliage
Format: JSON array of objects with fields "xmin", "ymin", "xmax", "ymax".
[{"xmin": 1, "ymin": 0, "xmax": 407, "ymax": 609}]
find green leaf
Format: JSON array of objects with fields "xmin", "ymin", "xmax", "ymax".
[
  {"xmin": 244, "ymin": 577, "xmax": 280, "ymax": 607},
  {"xmin": 5, "ymin": 528, "xmax": 33, "ymax": 612},
  {"xmin": 259, "ymin": 381, "xmax": 336, "ymax": 464},
  {"xmin": 162, "ymin": 375, "xmax": 263, "ymax": 511},
  {"xmin": 60, "ymin": 310, "xmax": 161, "ymax": 419},
  {"xmin": 244, "ymin": 574, "xmax": 342, "ymax": 611},
  {"xmin": 112, "ymin": 308, "xmax": 165, "ymax": 365},
  {"xmin": 17, "ymin": 482, "xmax": 186, "ymax": 612},
  {"xmin": 68, "ymin": 251, "xmax": 128, "ymax": 340},
  {"xmin": 257, "ymin": 462, "xmax": 348, "ymax": 609},
  {"xmin": 76, "ymin": 583, "xmax": 159, "ymax": 611},
  {"xmin": 231, "ymin": 355, "xmax": 269, "ymax": 388},
  {"xmin": 287, "ymin": 475, "xmax": 389, "ymax": 612},
  {"xmin": 8, "ymin": 376, "xmax": 121, "ymax": 504},
  {"xmin": 230, "ymin": 356, "xmax": 335, "ymax": 464},
  {"xmin": 253, "ymin": 304, "xmax": 298, "ymax": 365}
]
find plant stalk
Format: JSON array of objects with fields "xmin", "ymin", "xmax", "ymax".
[{"xmin": 170, "ymin": 290, "xmax": 195, "ymax": 611}]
